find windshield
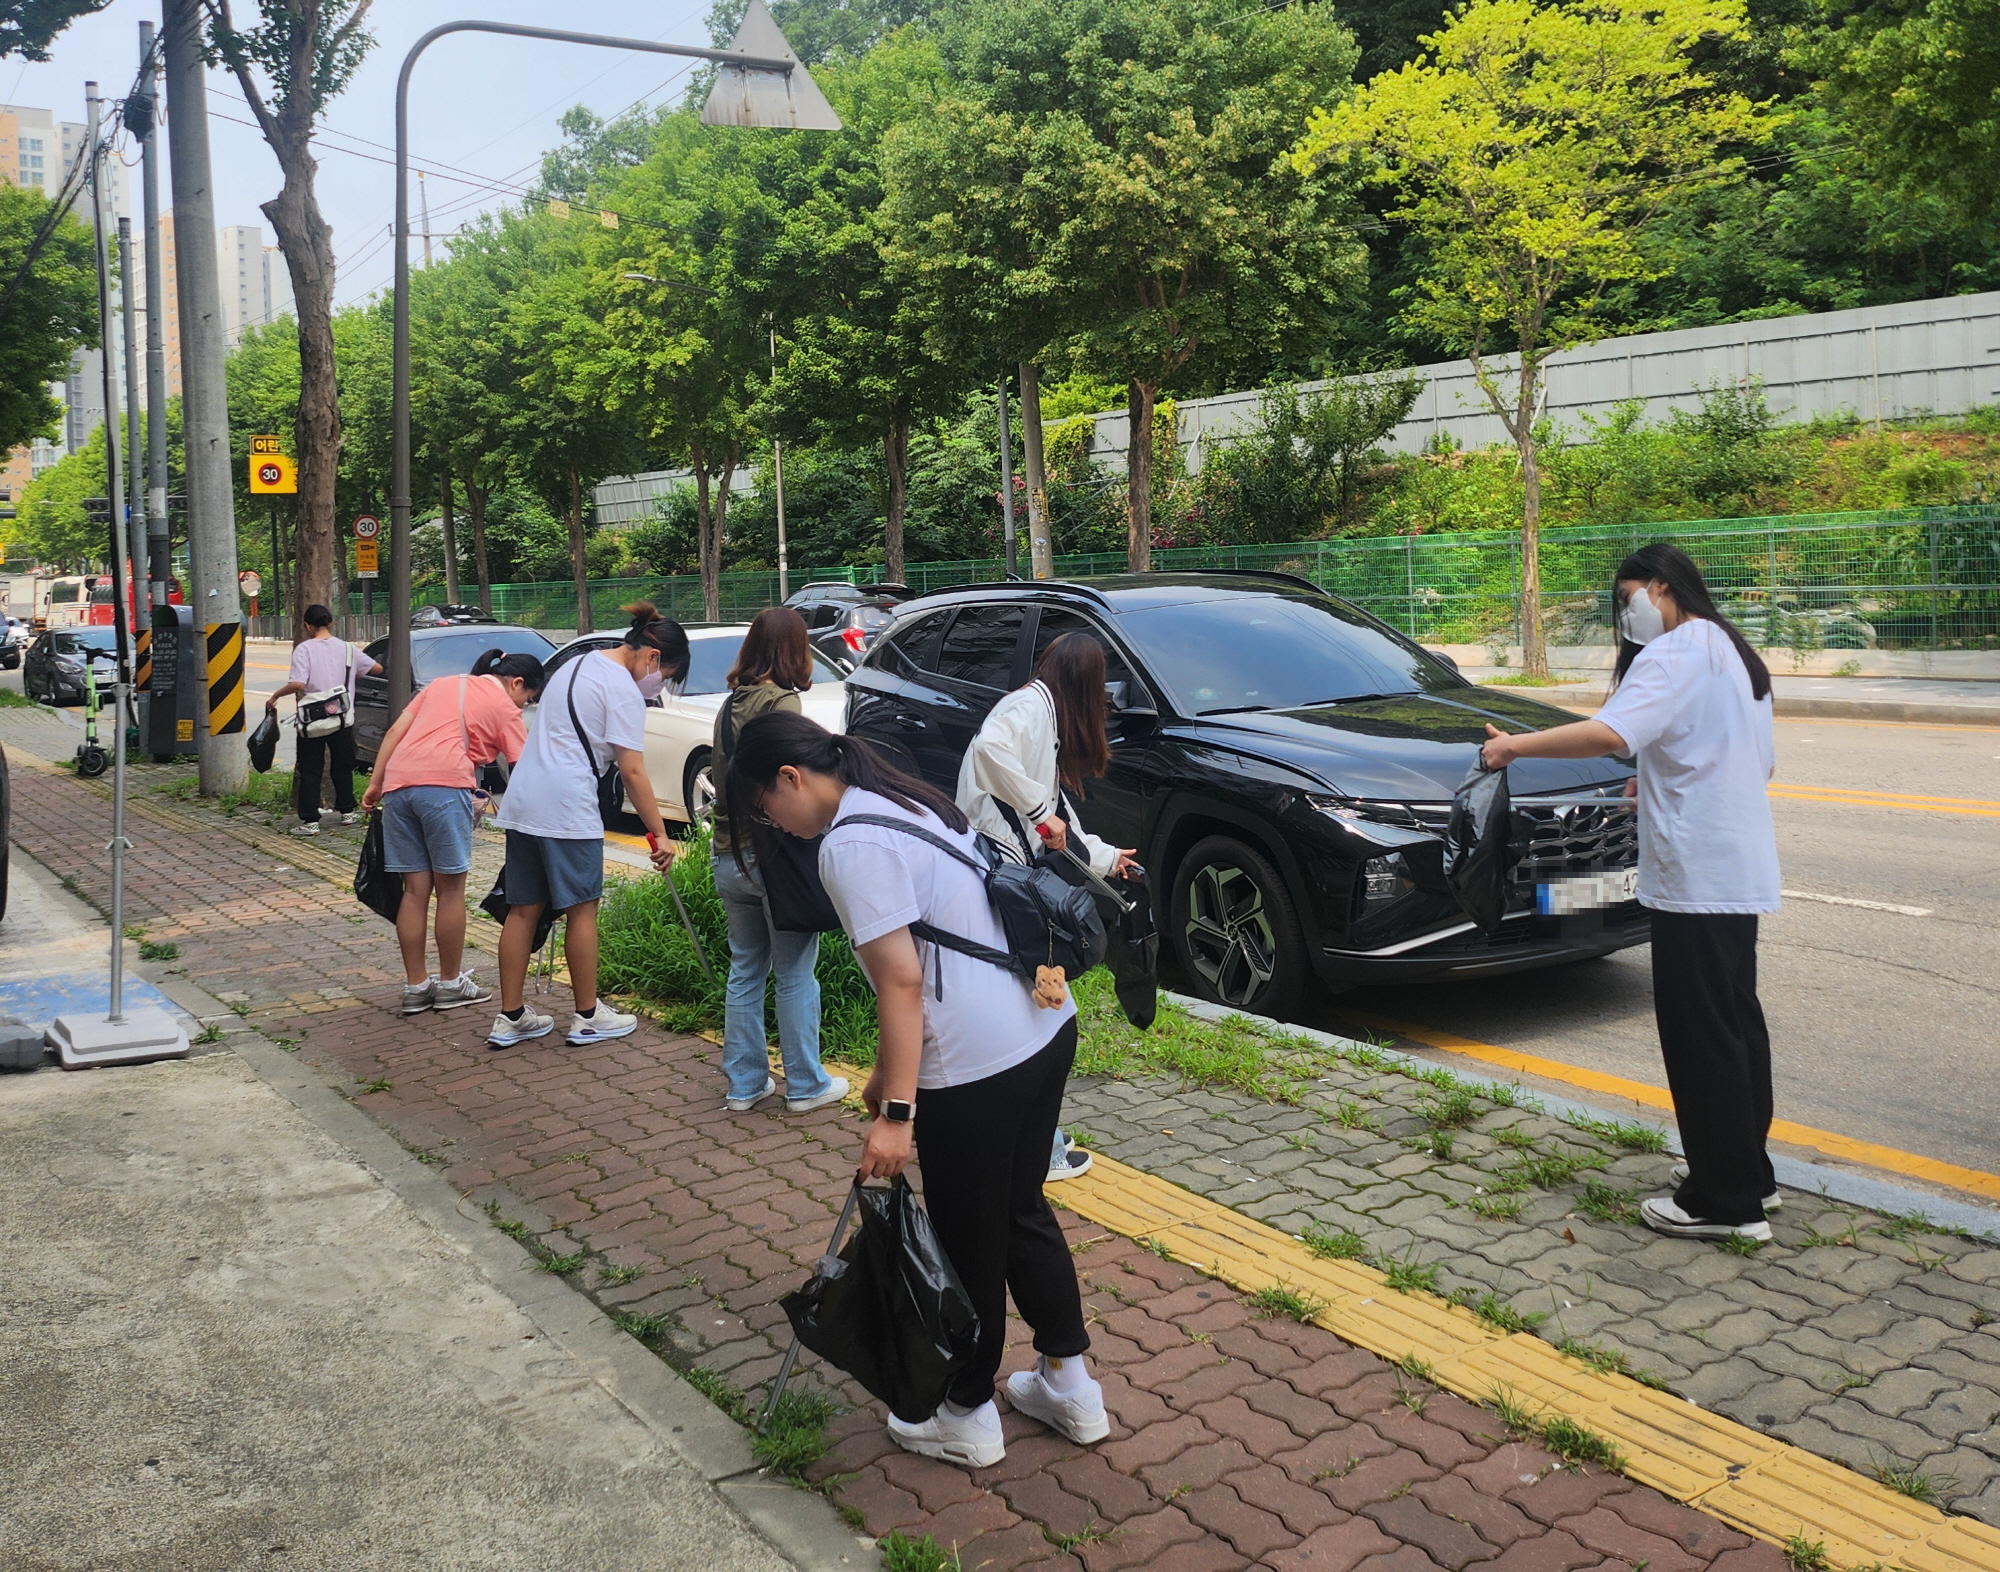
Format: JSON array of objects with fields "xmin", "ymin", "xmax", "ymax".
[
  {"xmin": 412, "ymin": 627, "xmax": 555, "ymax": 685},
  {"xmin": 53, "ymin": 629, "xmax": 119, "ymax": 657},
  {"xmin": 685, "ymin": 633, "xmax": 843, "ymax": 695},
  {"xmin": 1114, "ymin": 594, "xmax": 1463, "ymax": 715}
]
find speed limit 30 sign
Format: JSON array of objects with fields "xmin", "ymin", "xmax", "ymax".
[
  {"xmin": 353, "ymin": 513, "xmax": 381, "ymax": 540},
  {"xmin": 248, "ymin": 435, "xmax": 298, "ymax": 495}
]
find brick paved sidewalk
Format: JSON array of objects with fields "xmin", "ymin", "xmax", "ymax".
[{"xmin": 8, "ymin": 760, "xmax": 1990, "ymax": 1572}]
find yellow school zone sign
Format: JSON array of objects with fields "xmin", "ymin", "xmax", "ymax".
[{"xmin": 248, "ymin": 435, "xmax": 297, "ymax": 495}]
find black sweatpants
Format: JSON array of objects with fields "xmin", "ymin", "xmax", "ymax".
[
  {"xmin": 294, "ymin": 724, "xmax": 359, "ymax": 823},
  {"xmin": 914, "ymin": 1016, "xmax": 1090, "ymax": 1410},
  {"xmin": 1650, "ymin": 909, "xmax": 1775, "ymax": 1226}
]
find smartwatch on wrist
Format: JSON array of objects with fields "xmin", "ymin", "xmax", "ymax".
[{"xmin": 881, "ymin": 1099, "xmax": 914, "ymax": 1125}]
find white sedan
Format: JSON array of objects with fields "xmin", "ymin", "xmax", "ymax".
[{"xmin": 536, "ymin": 625, "xmax": 848, "ymax": 825}]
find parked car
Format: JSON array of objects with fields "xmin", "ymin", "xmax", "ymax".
[
  {"xmin": 23, "ymin": 625, "xmax": 119, "ymax": 706},
  {"xmin": 843, "ymin": 573, "xmax": 1645, "ymax": 1016},
  {"xmin": 785, "ymin": 581, "xmax": 913, "ymax": 673},
  {"xmin": 410, "ymin": 603, "xmax": 499, "ymax": 628},
  {"xmin": 352, "ymin": 624, "xmax": 558, "ymax": 763},
  {"xmin": 537, "ymin": 624, "xmax": 849, "ymax": 824},
  {"xmin": 1, "ymin": 616, "xmax": 27, "ymax": 669}
]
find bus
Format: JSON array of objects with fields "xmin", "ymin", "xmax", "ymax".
[{"xmin": 40, "ymin": 573, "xmax": 184, "ymax": 630}]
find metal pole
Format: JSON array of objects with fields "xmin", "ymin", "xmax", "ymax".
[
  {"xmin": 140, "ymin": 20, "xmax": 170, "ymax": 614},
  {"xmin": 89, "ymin": 85, "xmax": 134, "ymax": 1023},
  {"xmin": 998, "ymin": 374, "xmax": 1016, "ymax": 578},
  {"xmin": 389, "ymin": 18, "xmax": 799, "ymax": 720},
  {"xmin": 119, "ymin": 217, "xmax": 145, "ymax": 632},
  {"xmin": 163, "ymin": 0, "xmax": 246, "ymax": 792},
  {"xmin": 771, "ymin": 324, "xmax": 787, "ymax": 602}
]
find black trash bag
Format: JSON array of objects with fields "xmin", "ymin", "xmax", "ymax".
[
  {"xmin": 779, "ymin": 1177, "xmax": 980, "ymax": 1424},
  {"xmin": 353, "ymin": 811, "xmax": 403, "ymax": 923},
  {"xmin": 1444, "ymin": 761, "xmax": 1514, "ymax": 933},
  {"xmin": 479, "ymin": 868, "xmax": 559, "ymax": 952},
  {"xmin": 247, "ymin": 711, "xmax": 280, "ymax": 773},
  {"xmin": 1102, "ymin": 871, "xmax": 1159, "ymax": 1030}
]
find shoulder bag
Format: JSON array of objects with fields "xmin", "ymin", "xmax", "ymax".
[
  {"xmin": 293, "ymin": 638, "xmax": 356, "ymax": 738},
  {"xmin": 720, "ymin": 689, "xmax": 840, "ymax": 933}
]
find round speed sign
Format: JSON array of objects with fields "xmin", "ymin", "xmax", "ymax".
[
  {"xmin": 353, "ymin": 514, "xmax": 382, "ymax": 540},
  {"xmin": 256, "ymin": 461, "xmax": 285, "ymax": 488},
  {"xmin": 239, "ymin": 571, "xmax": 263, "ymax": 598}
]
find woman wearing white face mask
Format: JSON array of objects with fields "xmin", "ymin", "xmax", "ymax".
[
  {"xmin": 1480, "ymin": 544, "xmax": 1780, "ymax": 1243},
  {"xmin": 489, "ymin": 601, "xmax": 686, "ymax": 1050}
]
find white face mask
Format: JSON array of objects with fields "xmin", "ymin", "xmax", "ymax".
[
  {"xmin": 1620, "ymin": 585, "xmax": 1667, "ymax": 646},
  {"xmin": 635, "ymin": 668, "xmax": 667, "ymax": 701}
]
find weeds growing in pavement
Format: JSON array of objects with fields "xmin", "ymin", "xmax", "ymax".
[
  {"xmin": 1285, "ymin": 1129, "xmax": 1317, "ymax": 1151},
  {"xmin": 1408, "ymin": 1130, "xmax": 1456, "ymax": 1161},
  {"xmin": 1468, "ymin": 1193, "xmax": 1524, "ymax": 1222},
  {"xmin": 1800, "ymin": 1220, "xmax": 1861, "ymax": 1249},
  {"xmin": 1381, "ymin": 1253, "xmax": 1440, "ymax": 1294},
  {"xmin": 1045, "ymin": 1523, "xmax": 1108, "ymax": 1551},
  {"xmin": 1484, "ymin": 1082, "xmax": 1530, "ymax": 1110},
  {"xmin": 1493, "ymin": 1149, "xmax": 1609, "ymax": 1193},
  {"xmin": 1833, "ymin": 1371, "xmax": 1873, "ymax": 1393},
  {"xmin": 880, "ymin": 1532, "xmax": 962, "ymax": 1572},
  {"xmin": 1557, "ymin": 1338, "xmax": 1668, "ymax": 1390},
  {"xmin": 1067, "ymin": 1127, "xmax": 1101, "ymax": 1151},
  {"xmin": 1540, "ymin": 1416, "xmax": 1624, "ymax": 1470},
  {"xmin": 1142, "ymin": 1236, "xmax": 1172, "ymax": 1260},
  {"xmin": 483, "ymin": 1201, "xmax": 532, "ymax": 1240},
  {"xmin": 1875, "ymin": 1211, "xmax": 1964, "ymax": 1242},
  {"xmin": 1489, "ymin": 1385, "xmax": 1538, "ymax": 1434},
  {"xmin": 1716, "ymin": 1234, "xmax": 1765, "ymax": 1256},
  {"xmin": 1300, "ymin": 1223, "xmax": 1368, "ymax": 1261},
  {"xmin": 137, "ymin": 940, "xmax": 179, "ymax": 961},
  {"xmin": 1472, "ymin": 1294, "xmax": 1546, "ymax": 1335},
  {"xmin": 1973, "ymin": 1309, "xmax": 1993, "ymax": 1329},
  {"xmin": 1395, "ymin": 1380, "xmax": 1430, "ymax": 1416},
  {"xmin": 1492, "ymin": 1126, "xmax": 1539, "ymax": 1151},
  {"xmin": 680, "ymin": 1365, "xmax": 746, "ymax": 1422},
  {"xmin": 539, "ymin": 1250, "xmax": 587, "ymax": 1276},
  {"xmin": 755, "ymin": 1390, "xmax": 837, "ymax": 1477},
  {"xmin": 193, "ymin": 1022, "xmax": 227, "ymax": 1044},
  {"xmin": 611, "ymin": 1311, "xmax": 675, "ymax": 1343},
  {"xmin": 1394, "ymin": 1352, "xmax": 1435, "ymax": 1382},
  {"xmin": 1334, "ymin": 1097, "xmax": 1381, "ymax": 1131},
  {"xmin": 1873, "ymin": 1459, "xmax": 1952, "ymax": 1504},
  {"xmin": 1248, "ymin": 1283, "xmax": 1327, "ymax": 1322},
  {"xmin": 599, "ymin": 1264, "xmax": 644, "ymax": 1286},
  {"xmin": 1576, "ymin": 1182, "xmax": 1641, "ymax": 1225},
  {"xmin": 1783, "ymin": 1535, "xmax": 1832, "ymax": 1572},
  {"xmin": 355, "ymin": 1076, "xmax": 391, "ymax": 1094},
  {"xmin": 1563, "ymin": 1113, "xmax": 1667, "ymax": 1152},
  {"xmin": 1419, "ymin": 1088, "xmax": 1481, "ymax": 1130}
]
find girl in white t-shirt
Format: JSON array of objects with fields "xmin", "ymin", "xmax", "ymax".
[
  {"xmin": 726, "ymin": 710, "xmax": 1106, "ymax": 1471},
  {"xmin": 1481, "ymin": 544, "xmax": 1780, "ymax": 1244}
]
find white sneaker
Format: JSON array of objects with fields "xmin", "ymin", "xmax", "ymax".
[
  {"xmin": 1640, "ymin": 1196, "xmax": 1772, "ymax": 1242},
  {"xmin": 887, "ymin": 1400, "xmax": 1005, "ymax": 1468},
  {"xmin": 1670, "ymin": 1162, "xmax": 1780, "ymax": 1211},
  {"xmin": 1005, "ymin": 1360, "xmax": 1111, "ymax": 1444},
  {"xmin": 433, "ymin": 970, "xmax": 492, "ymax": 1011},
  {"xmin": 785, "ymin": 1075, "xmax": 849, "ymax": 1114},
  {"xmin": 725, "ymin": 1075, "xmax": 777, "ymax": 1113},
  {"xmin": 1047, "ymin": 1147, "xmax": 1094, "ymax": 1182},
  {"xmin": 488, "ymin": 1006, "xmax": 555, "ymax": 1049},
  {"xmin": 567, "ymin": 1002, "xmax": 638, "ymax": 1044},
  {"xmin": 399, "ymin": 977, "xmax": 436, "ymax": 1015},
  {"xmin": 288, "ymin": 820, "xmax": 320, "ymax": 837}
]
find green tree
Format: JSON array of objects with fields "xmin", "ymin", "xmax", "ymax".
[
  {"xmin": 0, "ymin": 1, "xmax": 108, "ymax": 60},
  {"xmin": 1804, "ymin": 0, "xmax": 2000, "ymax": 225},
  {"xmin": 16, "ymin": 423, "xmax": 108, "ymax": 570},
  {"xmin": 887, "ymin": 0, "xmax": 1367, "ymax": 571},
  {"xmin": 1297, "ymin": 0, "xmax": 1766, "ymax": 674},
  {"xmin": 210, "ymin": 0, "xmax": 374, "ymax": 631},
  {"xmin": 0, "ymin": 183, "xmax": 98, "ymax": 456}
]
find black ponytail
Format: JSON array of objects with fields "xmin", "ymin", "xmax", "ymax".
[
  {"xmin": 619, "ymin": 599, "xmax": 690, "ymax": 684},
  {"xmin": 1611, "ymin": 543, "xmax": 1771, "ymax": 701},
  {"xmin": 471, "ymin": 648, "xmax": 548, "ymax": 694},
  {"xmin": 724, "ymin": 711, "xmax": 966, "ymax": 864}
]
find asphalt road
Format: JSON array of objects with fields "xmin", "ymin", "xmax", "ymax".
[{"xmin": 1310, "ymin": 715, "xmax": 2000, "ymax": 1183}]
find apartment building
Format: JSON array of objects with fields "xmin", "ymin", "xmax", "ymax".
[{"xmin": 219, "ymin": 223, "xmax": 295, "ymax": 348}]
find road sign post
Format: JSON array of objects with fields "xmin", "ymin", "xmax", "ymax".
[{"xmin": 354, "ymin": 514, "xmax": 381, "ymax": 621}]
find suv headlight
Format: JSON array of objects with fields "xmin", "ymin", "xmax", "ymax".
[{"xmin": 1357, "ymin": 852, "xmax": 1416, "ymax": 909}]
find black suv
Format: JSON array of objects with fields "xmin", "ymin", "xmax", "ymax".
[{"xmin": 844, "ymin": 573, "xmax": 1644, "ymax": 1017}]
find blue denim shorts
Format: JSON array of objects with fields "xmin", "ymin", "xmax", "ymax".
[
  {"xmin": 501, "ymin": 829, "xmax": 604, "ymax": 912},
  {"xmin": 381, "ymin": 785, "xmax": 476, "ymax": 875}
]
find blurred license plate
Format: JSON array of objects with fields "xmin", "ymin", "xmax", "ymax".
[{"xmin": 1537, "ymin": 869, "xmax": 1638, "ymax": 915}]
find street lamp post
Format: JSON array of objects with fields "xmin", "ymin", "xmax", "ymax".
[{"xmin": 388, "ymin": 4, "xmax": 839, "ymax": 716}]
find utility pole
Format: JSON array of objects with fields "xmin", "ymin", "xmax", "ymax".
[
  {"xmin": 86, "ymin": 86, "xmax": 129, "ymax": 684},
  {"xmin": 163, "ymin": 0, "xmax": 246, "ymax": 792},
  {"xmin": 1019, "ymin": 362, "xmax": 1054, "ymax": 580},
  {"xmin": 997, "ymin": 373, "xmax": 1017, "ymax": 578},
  {"xmin": 770, "ymin": 322, "xmax": 788, "ymax": 601},
  {"xmin": 119, "ymin": 218, "xmax": 145, "ymax": 617}
]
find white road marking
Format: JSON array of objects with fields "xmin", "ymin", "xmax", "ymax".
[{"xmin": 1781, "ymin": 889, "xmax": 1932, "ymax": 917}]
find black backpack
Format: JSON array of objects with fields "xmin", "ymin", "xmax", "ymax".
[{"xmin": 834, "ymin": 813, "xmax": 1106, "ymax": 990}]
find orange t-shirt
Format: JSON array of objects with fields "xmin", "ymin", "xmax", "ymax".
[{"xmin": 378, "ymin": 673, "xmax": 527, "ymax": 793}]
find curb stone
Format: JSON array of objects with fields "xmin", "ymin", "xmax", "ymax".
[{"xmin": 19, "ymin": 850, "xmax": 879, "ymax": 1572}]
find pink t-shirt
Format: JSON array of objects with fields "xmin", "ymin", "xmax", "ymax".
[{"xmin": 378, "ymin": 673, "xmax": 527, "ymax": 793}]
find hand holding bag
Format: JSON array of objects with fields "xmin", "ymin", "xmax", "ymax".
[
  {"xmin": 353, "ymin": 811, "xmax": 402, "ymax": 922},
  {"xmin": 247, "ymin": 711, "xmax": 280, "ymax": 773},
  {"xmin": 1444, "ymin": 759, "xmax": 1514, "ymax": 934}
]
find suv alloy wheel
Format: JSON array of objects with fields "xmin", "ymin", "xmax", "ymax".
[{"xmin": 1170, "ymin": 835, "xmax": 1307, "ymax": 1018}]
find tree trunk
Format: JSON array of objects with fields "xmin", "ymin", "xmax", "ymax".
[
  {"xmin": 439, "ymin": 470, "xmax": 459, "ymax": 603},
  {"xmin": 566, "ymin": 466, "xmax": 592, "ymax": 636},
  {"xmin": 266, "ymin": 165, "xmax": 338, "ymax": 636},
  {"xmin": 1125, "ymin": 377, "xmax": 1157, "ymax": 573},
  {"xmin": 691, "ymin": 458, "xmax": 716, "ymax": 624},
  {"xmin": 708, "ymin": 450, "xmax": 737, "ymax": 622},
  {"xmin": 1514, "ymin": 360, "xmax": 1548, "ymax": 679},
  {"xmin": 1020, "ymin": 363, "xmax": 1053, "ymax": 579},
  {"xmin": 466, "ymin": 478, "xmax": 492, "ymax": 615},
  {"xmin": 883, "ymin": 420, "xmax": 909, "ymax": 584}
]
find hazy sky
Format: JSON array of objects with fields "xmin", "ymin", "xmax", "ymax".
[{"xmin": 3, "ymin": 0, "xmax": 726, "ymax": 309}]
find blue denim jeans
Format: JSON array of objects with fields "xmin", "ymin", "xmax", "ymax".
[{"xmin": 713, "ymin": 850, "xmax": 830, "ymax": 1102}]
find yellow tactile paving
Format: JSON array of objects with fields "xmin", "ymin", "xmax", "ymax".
[{"xmin": 1063, "ymin": 1150, "xmax": 1999, "ymax": 1572}]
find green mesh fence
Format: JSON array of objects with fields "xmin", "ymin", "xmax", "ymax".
[{"xmin": 356, "ymin": 506, "xmax": 2000, "ymax": 651}]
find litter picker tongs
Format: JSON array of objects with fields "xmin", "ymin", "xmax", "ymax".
[
  {"xmin": 645, "ymin": 832, "xmax": 716, "ymax": 985},
  {"xmin": 761, "ymin": 1181, "xmax": 864, "ymax": 1429},
  {"xmin": 1037, "ymin": 829, "xmax": 1136, "ymax": 913}
]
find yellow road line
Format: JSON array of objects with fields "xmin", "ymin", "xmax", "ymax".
[
  {"xmin": 1770, "ymin": 783, "xmax": 2000, "ymax": 807},
  {"xmin": 1349, "ymin": 1015, "xmax": 2000, "ymax": 1206},
  {"xmin": 1052, "ymin": 1152, "xmax": 1999, "ymax": 1569}
]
